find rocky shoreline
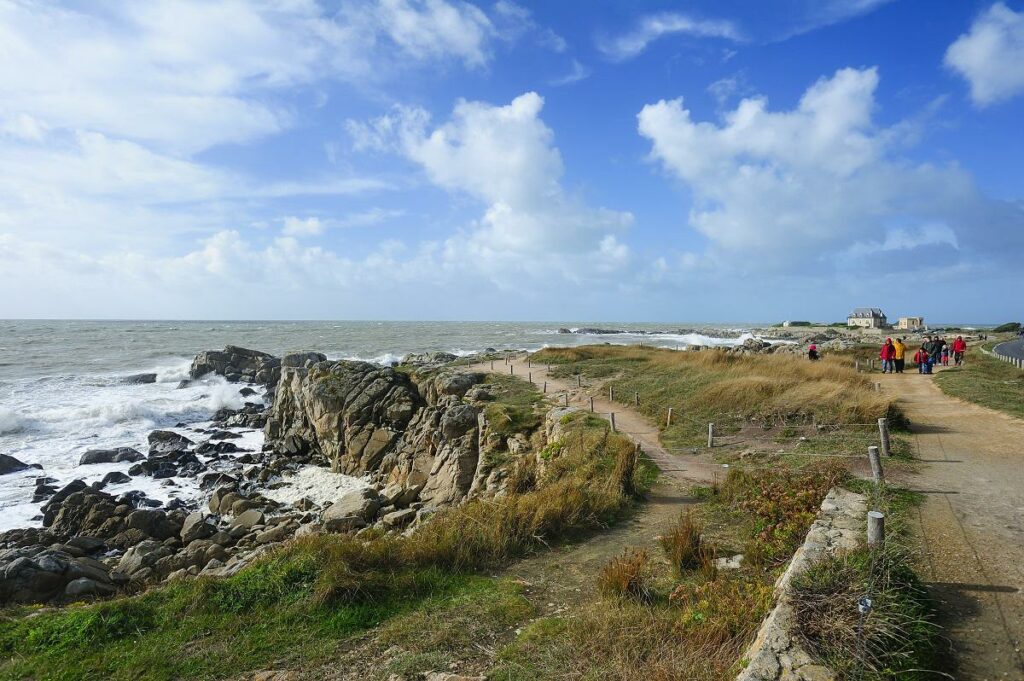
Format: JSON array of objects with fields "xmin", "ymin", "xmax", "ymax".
[
  {"xmin": 0, "ymin": 347, "xmax": 528, "ymax": 606},
  {"xmin": 0, "ymin": 330, "xmax": 869, "ymax": 607}
]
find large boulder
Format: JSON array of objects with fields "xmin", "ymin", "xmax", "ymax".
[
  {"xmin": 321, "ymin": 488, "xmax": 381, "ymax": 532},
  {"xmin": 148, "ymin": 430, "xmax": 193, "ymax": 456},
  {"xmin": 79, "ymin": 447, "xmax": 144, "ymax": 465},
  {"xmin": 0, "ymin": 547, "xmax": 116, "ymax": 605},
  {"xmin": 122, "ymin": 373, "xmax": 157, "ymax": 384},
  {"xmin": 264, "ymin": 361, "xmax": 491, "ymax": 508},
  {"xmin": 0, "ymin": 454, "xmax": 33, "ymax": 476},
  {"xmin": 282, "ymin": 351, "xmax": 327, "ymax": 368},
  {"xmin": 190, "ymin": 345, "xmax": 281, "ymax": 386}
]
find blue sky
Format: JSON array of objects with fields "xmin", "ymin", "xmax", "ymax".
[{"xmin": 0, "ymin": 0, "xmax": 1022, "ymax": 323}]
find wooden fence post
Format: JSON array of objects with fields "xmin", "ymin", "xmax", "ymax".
[
  {"xmin": 868, "ymin": 511, "xmax": 885, "ymax": 547},
  {"xmin": 510, "ymin": 365, "xmax": 514, "ymax": 376},
  {"xmin": 868, "ymin": 445, "xmax": 884, "ymax": 485},
  {"xmin": 528, "ymin": 372, "xmax": 532, "ymax": 384},
  {"xmin": 543, "ymin": 381, "xmax": 547, "ymax": 394},
  {"xmin": 563, "ymin": 393, "xmax": 569, "ymax": 407},
  {"xmin": 490, "ymin": 360, "xmax": 494, "ymax": 370},
  {"xmin": 610, "ymin": 412, "xmax": 616, "ymax": 432},
  {"xmin": 707, "ymin": 423, "xmax": 715, "ymax": 448},
  {"xmin": 666, "ymin": 407, "xmax": 673, "ymax": 427},
  {"xmin": 609, "ymin": 386, "xmax": 614, "ymax": 401},
  {"xmin": 589, "ymin": 396, "xmax": 594, "ymax": 412},
  {"xmin": 577, "ymin": 374, "xmax": 582, "ymax": 388},
  {"xmin": 877, "ymin": 418, "xmax": 891, "ymax": 457},
  {"xmin": 634, "ymin": 391, "xmax": 639, "ymax": 406}
]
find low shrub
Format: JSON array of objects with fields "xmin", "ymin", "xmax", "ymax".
[
  {"xmin": 660, "ymin": 511, "xmax": 712, "ymax": 578},
  {"xmin": 599, "ymin": 549, "xmax": 653, "ymax": 603}
]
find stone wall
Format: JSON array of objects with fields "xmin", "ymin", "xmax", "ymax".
[{"xmin": 737, "ymin": 487, "xmax": 867, "ymax": 681}]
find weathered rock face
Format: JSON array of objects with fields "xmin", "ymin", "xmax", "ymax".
[
  {"xmin": 190, "ymin": 345, "xmax": 282, "ymax": 386},
  {"xmin": 265, "ymin": 360, "xmax": 498, "ymax": 509}
]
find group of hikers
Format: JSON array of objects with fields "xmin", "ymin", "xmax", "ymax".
[
  {"xmin": 880, "ymin": 335, "xmax": 967, "ymax": 374},
  {"xmin": 805, "ymin": 335, "xmax": 968, "ymax": 374}
]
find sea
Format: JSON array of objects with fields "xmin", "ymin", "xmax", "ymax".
[{"xmin": 0, "ymin": 320, "xmax": 757, "ymax": 532}]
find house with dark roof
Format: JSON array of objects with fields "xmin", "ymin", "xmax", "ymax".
[{"xmin": 847, "ymin": 308, "xmax": 887, "ymax": 329}]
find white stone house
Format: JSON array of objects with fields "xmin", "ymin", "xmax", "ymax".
[{"xmin": 847, "ymin": 308, "xmax": 887, "ymax": 328}]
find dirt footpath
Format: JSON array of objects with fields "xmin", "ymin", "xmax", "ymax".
[{"xmin": 879, "ymin": 371, "xmax": 1024, "ymax": 680}]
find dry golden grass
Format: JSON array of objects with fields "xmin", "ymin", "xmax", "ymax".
[
  {"xmin": 660, "ymin": 511, "xmax": 715, "ymax": 578},
  {"xmin": 535, "ymin": 345, "xmax": 903, "ymax": 446},
  {"xmin": 599, "ymin": 549, "xmax": 654, "ymax": 603}
]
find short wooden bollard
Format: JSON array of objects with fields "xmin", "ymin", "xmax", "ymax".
[
  {"xmin": 634, "ymin": 391, "xmax": 639, "ymax": 406},
  {"xmin": 855, "ymin": 360, "xmax": 860, "ymax": 372},
  {"xmin": 527, "ymin": 358, "xmax": 531, "ymax": 368},
  {"xmin": 877, "ymin": 418, "xmax": 891, "ymax": 457},
  {"xmin": 867, "ymin": 511, "xmax": 885, "ymax": 547},
  {"xmin": 490, "ymin": 360, "xmax": 494, "ymax": 370},
  {"xmin": 707, "ymin": 423, "xmax": 715, "ymax": 448},
  {"xmin": 528, "ymin": 372, "xmax": 532, "ymax": 384},
  {"xmin": 510, "ymin": 365, "xmax": 514, "ymax": 375},
  {"xmin": 577, "ymin": 374, "xmax": 582, "ymax": 388},
  {"xmin": 609, "ymin": 386, "xmax": 614, "ymax": 401},
  {"xmin": 589, "ymin": 396, "xmax": 594, "ymax": 412},
  {"xmin": 868, "ymin": 445, "xmax": 884, "ymax": 485},
  {"xmin": 610, "ymin": 412, "xmax": 616, "ymax": 432},
  {"xmin": 563, "ymin": 394, "xmax": 569, "ymax": 407},
  {"xmin": 543, "ymin": 381, "xmax": 547, "ymax": 394},
  {"xmin": 666, "ymin": 407, "xmax": 673, "ymax": 426},
  {"xmin": 874, "ymin": 382, "xmax": 881, "ymax": 392}
]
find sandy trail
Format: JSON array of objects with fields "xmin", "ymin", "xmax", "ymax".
[
  {"xmin": 469, "ymin": 354, "xmax": 717, "ymax": 485},
  {"xmin": 879, "ymin": 370, "xmax": 1024, "ymax": 680}
]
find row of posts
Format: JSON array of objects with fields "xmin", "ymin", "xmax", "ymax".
[
  {"xmin": 494, "ymin": 353, "xmax": 891, "ymax": 545},
  {"xmin": 995, "ymin": 351, "xmax": 1024, "ymax": 369}
]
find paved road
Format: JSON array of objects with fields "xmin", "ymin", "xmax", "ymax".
[
  {"xmin": 995, "ymin": 337, "xmax": 1024, "ymax": 361},
  {"xmin": 880, "ymin": 371, "xmax": 1024, "ymax": 680}
]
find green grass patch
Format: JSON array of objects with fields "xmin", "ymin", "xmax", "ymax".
[
  {"xmin": 482, "ymin": 373, "xmax": 544, "ymax": 437},
  {"xmin": 935, "ymin": 345, "xmax": 1024, "ymax": 419}
]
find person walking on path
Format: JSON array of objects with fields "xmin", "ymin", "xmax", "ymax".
[
  {"xmin": 880, "ymin": 338, "xmax": 896, "ymax": 373},
  {"xmin": 952, "ymin": 335, "xmax": 967, "ymax": 366},
  {"xmin": 931, "ymin": 336, "xmax": 946, "ymax": 367},
  {"xmin": 893, "ymin": 337, "xmax": 906, "ymax": 373},
  {"xmin": 941, "ymin": 344, "xmax": 950, "ymax": 366},
  {"xmin": 914, "ymin": 345, "xmax": 931, "ymax": 374}
]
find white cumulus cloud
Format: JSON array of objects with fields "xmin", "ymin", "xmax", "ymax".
[
  {"xmin": 637, "ymin": 66, "xmax": 1023, "ymax": 272},
  {"xmin": 945, "ymin": 2, "xmax": 1024, "ymax": 106}
]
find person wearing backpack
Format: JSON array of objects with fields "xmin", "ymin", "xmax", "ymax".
[{"xmin": 913, "ymin": 346, "xmax": 931, "ymax": 374}]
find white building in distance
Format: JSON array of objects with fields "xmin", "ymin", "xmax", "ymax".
[{"xmin": 847, "ymin": 308, "xmax": 888, "ymax": 328}]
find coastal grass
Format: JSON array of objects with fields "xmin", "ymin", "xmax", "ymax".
[
  {"xmin": 791, "ymin": 482, "xmax": 944, "ymax": 679},
  {"xmin": 492, "ymin": 462, "xmax": 849, "ymax": 680},
  {"xmin": 482, "ymin": 373, "xmax": 545, "ymax": 438},
  {"xmin": 934, "ymin": 344, "xmax": 1024, "ymax": 419},
  {"xmin": 0, "ymin": 409, "xmax": 649, "ymax": 681},
  {"xmin": 532, "ymin": 345, "xmax": 904, "ymax": 451}
]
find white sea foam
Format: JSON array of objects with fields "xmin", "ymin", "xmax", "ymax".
[
  {"xmin": 261, "ymin": 466, "xmax": 369, "ymax": 508},
  {"xmin": 0, "ymin": 408, "xmax": 26, "ymax": 435}
]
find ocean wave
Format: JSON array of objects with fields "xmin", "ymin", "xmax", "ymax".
[{"xmin": 0, "ymin": 408, "xmax": 26, "ymax": 435}]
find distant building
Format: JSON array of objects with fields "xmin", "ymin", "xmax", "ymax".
[
  {"xmin": 896, "ymin": 316, "xmax": 925, "ymax": 331},
  {"xmin": 847, "ymin": 308, "xmax": 888, "ymax": 329}
]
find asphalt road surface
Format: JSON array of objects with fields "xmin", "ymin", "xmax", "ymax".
[{"xmin": 994, "ymin": 337, "xmax": 1024, "ymax": 361}]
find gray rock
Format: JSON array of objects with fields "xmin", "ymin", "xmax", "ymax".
[
  {"xmin": 118, "ymin": 540, "xmax": 172, "ymax": 576},
  {"xmin": 322, "ymin": 488, "xmax": 381, "ymax": 531},
  {"xmin": 79, "ymin": 447, "xmax": 144, "ymax": 465},
  {"xmin": 231, "ymin": 509, "xmax": 265, "ymax": 530},
  {"xmin": 64, "ymin": 577, "xmax": 116, "ymax": 599},
  {"xmin": 122, "ymin": 373, "xmax": 157, "ymax": 384},
  {"xmin": 180, "ymin": 512, "xmax": 215, "ymax": 543},
  {"xmin": 0, "ymin": 454, "xmax": 33, "ymax": 476},
  {"xmin": 381, "ymin": 508, "xmax": 416, "ymax": 528}
]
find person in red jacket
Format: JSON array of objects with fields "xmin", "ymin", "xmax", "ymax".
[
  {"xmin": 952, "ymin": 336, "xmax": 967, "ymax": 366},
  {"xmin": 913, "ymin": 346, "xmax": 931, "ymax": 374},
  {"xmin": 879, "ymin": 338, "xmax": 896, "ymax": 373}
]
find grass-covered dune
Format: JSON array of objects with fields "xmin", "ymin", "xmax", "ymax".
[{"xmin": 534, "ymin": 345, "xmax": 904, "ymax": 448}]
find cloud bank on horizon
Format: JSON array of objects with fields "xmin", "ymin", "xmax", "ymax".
[{"xmin": 0, "ymin": 0, "xmax": 1022, "ymax": 322}]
